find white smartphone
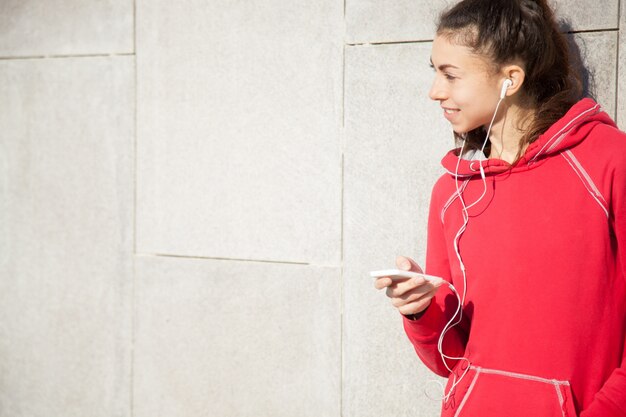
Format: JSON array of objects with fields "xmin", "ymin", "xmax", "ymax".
[{"xmin": 369, "ymin": 269, "xmax": 443, "ymax": 284}]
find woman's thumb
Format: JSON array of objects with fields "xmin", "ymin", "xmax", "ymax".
[{"xmin": 395, "ymin": 255, "xmax": 422, "ymax": 273}]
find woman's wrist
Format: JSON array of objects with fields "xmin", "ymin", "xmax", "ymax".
[
  {"xmin": 403, "ymin": 311, "xmax": 425, "ymax": 321},
  {"xmin": 402, "ymin": 301, "xmax": 432, "ymax": 321}
]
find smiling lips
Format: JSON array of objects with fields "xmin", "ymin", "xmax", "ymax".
[{"xmin": 443, "ymin": 107, "xmax": 460, "ymax": 121}]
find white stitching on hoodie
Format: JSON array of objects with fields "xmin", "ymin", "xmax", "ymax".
[
  {"xmin": 470, "ymin": 366, "xmax": 570, "ymax": 385},
  {"xmin": 452, "ymin": 366, "xmax": 571, "ymax": 417},
  {"xmin": 560, "ymin": 149, "xmax": 609, "ymax": 218},
  {"xmin": 453, "ymin": 367, "xmax": 481, "ymax": 417},
  {"xmin": 554, "ymin": 383, "xmax": 567, "ymax": 417},
  {"xmin": 530, "ymin": 104, "xmax": 601, "ymax": 163}
]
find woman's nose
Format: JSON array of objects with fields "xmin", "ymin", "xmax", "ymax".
[{"xmin": 428, "ymin": 78, "xmax": 446, "ymax": 101}]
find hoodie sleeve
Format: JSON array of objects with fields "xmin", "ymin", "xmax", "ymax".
[
  {"xmin": 402, "ymin": 177, "xmax": 470, "ymax": 378},
  {"xmin": 579, "ymin": 143, "xmax": 626, "ymax": 417}
]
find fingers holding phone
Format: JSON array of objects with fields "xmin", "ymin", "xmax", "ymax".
[{"xmin": 371, "ymin": 256, "xmax": 443, "ymax": 316}]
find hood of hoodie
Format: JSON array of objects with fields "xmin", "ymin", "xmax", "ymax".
[{"xmin": 441, "ymin": 98, "xmax": 616, "ymax": 178}]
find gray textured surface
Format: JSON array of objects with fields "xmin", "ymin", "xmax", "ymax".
[
  {"xmin": 343, "ymin": 42, "xmax": 450, "ymax": 417},
  {"xmin": 346, "ymin": 0, "xmax": 449, "ymax": 43},
  {"xmin": 0, "ymin": 56, "xmax": 134, "ymax": 417},
  {"xmin": 551, "ymin": 0, "xmax": 619, "ymax": 30},
  {"xmin": 0, "ymin": 1, "xmax": 623, "ymax": 416},
  {"xmin": 571, "ymin": 31, "xmax": 619, "ymax": 119},
  {"xmin": 136, "ymin": 0, "xmax": 343, "ymax": 264},
  {"xmin": 133, "ymin": 256, "xmax": 341, "ymax": 417},
  {"xmin": 0, "ymin": 0, "xmax": 133, "ymax": 56}
]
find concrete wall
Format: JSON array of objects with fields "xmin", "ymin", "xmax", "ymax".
[{"xmin": 0, "ymin": 1, "xmax": 623, "ymax": 416}]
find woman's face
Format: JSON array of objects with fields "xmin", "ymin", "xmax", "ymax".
[{"xmin": 429, "ymin": 34, "xmax": 504, "ymax": 134}]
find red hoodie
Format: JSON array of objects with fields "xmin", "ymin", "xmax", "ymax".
[{"xmin": 403, "ymin": 98, "xmax": 626, "ymax": 417}]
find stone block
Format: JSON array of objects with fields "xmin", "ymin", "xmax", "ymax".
[
  {"xmin": 343, "ymin": 42, "xmax": 450, "ymax": 417},
  {"xmin": 0, "ymin": 56, "xmax": 134, "ymax": 417},
  {"xmin": 342, "ymin": 28, "xmax": 619, "ymax": 417},
  {"xmin": 133, "ymin": 256, "xmax": 341, "ymax": 417},
  {"xmin": 346, "ymin": 0, "xmax": 448, "ymax": 43},
  {"xmin": 136, "ymin": 0, "xmax": 343, "ymax": 264},
  {"xmin": 552, "ymin": 0, "xmax": 619, "ymax": 31},
  {"xmin": 571, "ymin": 31, "xmax": 618, "ymax": 119},
  {"xmin": 0, "ymin": 0, "xmax": 133, "ymax": 56}
]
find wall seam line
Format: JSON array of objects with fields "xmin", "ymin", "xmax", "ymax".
[
  {"xmin": 340, "ymin": 1, "xmax": 346, "ymax": 415},
  {"xmin": 0, "ymin": 53, "xmax": 134, "ymax": 60},
  {"xmin": 615, "ymin": 0, "xmax": 622, "ymax": 126},
  {"xmin": 344, "ymin": 28, "xmax": 620, "ymax": 47},
  {"xmin": 130, "ymin": 0, "xmax": 138, "ymax": 415}
]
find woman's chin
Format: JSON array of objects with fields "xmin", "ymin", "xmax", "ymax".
[{"xmin": 451, "ymin": 123, "xmax": 484, "ymax": 135}]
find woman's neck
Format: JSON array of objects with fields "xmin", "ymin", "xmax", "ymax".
[{"xmin": 488, "ymin": 104, "xmax": 535, "ymax": 164}]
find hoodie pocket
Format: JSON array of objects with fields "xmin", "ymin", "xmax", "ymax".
[{"xmin": 444, "ymin": 366, "xmax": 578, "ymax": 417}]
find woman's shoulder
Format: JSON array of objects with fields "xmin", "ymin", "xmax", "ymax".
[
  {"xmin": 589, "ymin": 121, "xmax": 626, "ymax": 144},
  {"xmin": 576, "ymin": 120, "xmax": 626, "ymax": 163},
  {"xmin": 566, "ymin": 119, "xmax": 626, "ymax": 192},
  {"xmin": 429, "ymin": 171, "xmax": 459, "ymax": 208}
]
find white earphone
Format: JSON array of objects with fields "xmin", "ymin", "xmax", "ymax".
[{"xmin": 500, "ymin": 79, "xmax": 513, "ymax": 99}]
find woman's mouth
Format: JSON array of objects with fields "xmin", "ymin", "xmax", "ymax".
[{"xmin": 443, "ymin": 107, "xmax": 460, "ymax": 121}]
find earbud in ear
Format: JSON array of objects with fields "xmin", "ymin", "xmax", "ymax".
[{"xmin": 500, "ymin": 79, "xmax": 513, "ymax": 99}]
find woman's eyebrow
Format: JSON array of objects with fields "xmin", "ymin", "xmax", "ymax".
[{"xmin": 430, "ymin": 57, "xmax": 459, "ymax": 70}]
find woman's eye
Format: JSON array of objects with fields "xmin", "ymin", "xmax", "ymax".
[{"xmin": 429, "ymin": 62, "xmax": 456, "ymax": 80}]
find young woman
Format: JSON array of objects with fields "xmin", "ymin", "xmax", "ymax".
[{"xmin": 375, "ymin": 1, "xmax": 626, "ymax": 416}]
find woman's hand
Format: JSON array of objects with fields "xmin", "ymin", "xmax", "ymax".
[{"xmin": 374, "ymin": 255, "xmax": 442, "ymax": 317}]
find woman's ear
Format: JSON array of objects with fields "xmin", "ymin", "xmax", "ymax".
[{"xmin": 501, "ymin": 64, "xmax": 526, "ymax": 97}]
